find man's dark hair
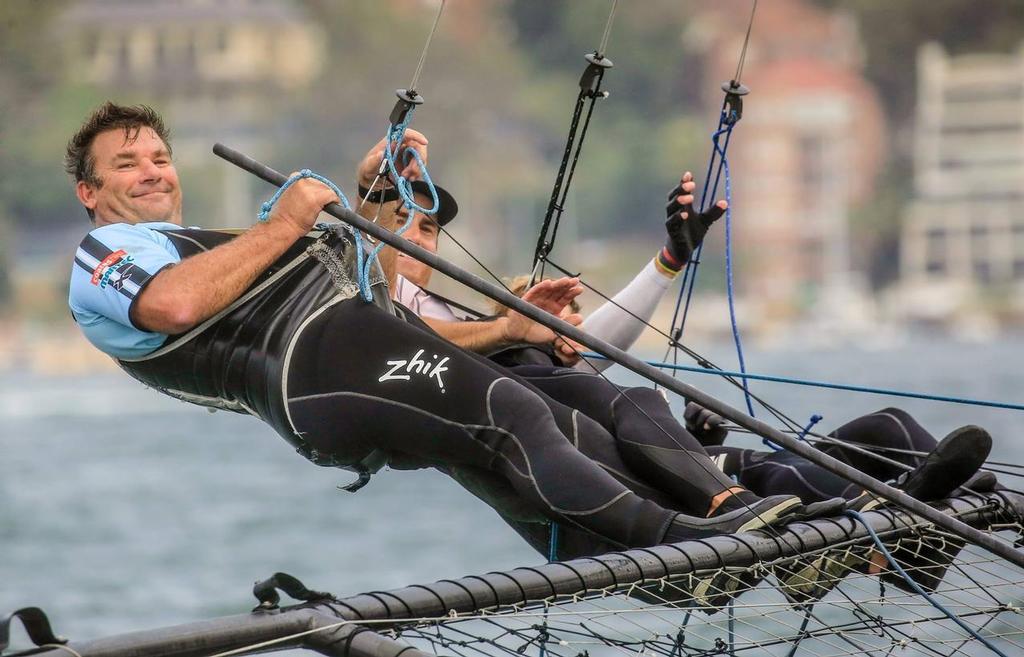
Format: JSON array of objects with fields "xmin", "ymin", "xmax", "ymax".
[{"xmin": 64, "ymin": 102, "xmax": 172, "ymax": 219}]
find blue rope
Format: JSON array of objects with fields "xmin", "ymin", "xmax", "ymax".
[
  {"xmin": 362, "ymin": 105, "xmax": 442, "ymax": 299},
  {"xmin": 845, "ymin": 510, "xmax": 1008, "ymax": 657},
  {"xmin": 764, "ymin": 412, "xmax": 823, "ymax": 452},
  {"xmin": 671, "ymin": 108, "xmax": 740, "ymax": 343},
  {"xmin": 548, "ymin": 523, "xmax": 560, "ymax": 562},
  {"xmin": 670, "ymin": 121, "xmax": 732, "ymax": 347},
  {"xmin": 257, "ymin": 168, "xmax": 352, "ymax": 220},
  {"xmin": 383, "ymin": 107, "xmax": 440, "ymax": 215},
  {"xmin": 578, "ymin": 353, "xmax": 1024, "ymax": 412},
  {"xmin": 715, "ymin": 129, "xmax": 754, "ymax": 418},
  {"xmin": 257, "ymin": 169, "xmax": 376, "ymax": 301},
  {"xmin": 799, "ymin": 414, "xmax": 823, "ymax": 440}
]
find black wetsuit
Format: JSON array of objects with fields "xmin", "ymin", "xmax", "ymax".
[
  {"xmin": 482, "ymin": 349, "xmax": 940, "ymax": 558},
  {"xmin": 705, "ymin": 408, "xmax": 939, "ymax": 502},
  {"xmin": 496, "ymin": 363, "xmax": 739, "ymax": 514},
  {"xmin": 112, "ymin": 226, "xmax": 748, "ymax": 552}
]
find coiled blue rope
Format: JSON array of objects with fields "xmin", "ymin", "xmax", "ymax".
[
  {"xmin": 257, "ymin": 169, "xmax": 377, "ymax": 302},
  {"xmin": 383, "ymin": 108, "xmax": 440, "ymax": 215},
  {"xmin": 257, "ymin": 168, "xmax": 352, "ymax": 220},
  {"xmin": 360, "ymin": 106, "xmax": 443, "ymax": 296},
  {"xmin": 845, "ymin": 509, "xmax": 1008, "ymax": 657}
]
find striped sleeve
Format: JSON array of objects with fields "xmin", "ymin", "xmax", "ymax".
[{"xmin": 68, "ymin": 222, "xmax": 182, "ymax": 358}]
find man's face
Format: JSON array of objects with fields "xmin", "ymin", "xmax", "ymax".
[
  {"xmin": 76, "ymin": 127, "xmax": 182, "ymax": 226},
  {"xmin": 394, "ymin": 192, "xmax": 440, "ymax": 288}
]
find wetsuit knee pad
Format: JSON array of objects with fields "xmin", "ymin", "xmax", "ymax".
[
  {"xmin": 483, "ymin": 378, "xmax": 569, "ymax": 451},
  {"xmin": 614, "ymin": 386, "xmax": 670, "ymax": 413}
]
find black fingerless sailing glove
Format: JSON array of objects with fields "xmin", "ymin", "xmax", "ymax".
[
  {"xmin": 657, "ymin": 182, "xmax": 726, "ymax": 275},
  {"xmin": 684, "ymin": 401, "xmax": 730, "ymax": 446}
]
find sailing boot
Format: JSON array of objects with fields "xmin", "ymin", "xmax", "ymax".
[
  {"xmin": 846, "ymin": 424, "xmax": 992, "ymax": 511},
  {"xmin": 803, "ymin": 425, "xmax": 993, "ymax": 599},
  {"xmin": 879, "ymin": 427, "xmax": 991, "ymax": 593}
]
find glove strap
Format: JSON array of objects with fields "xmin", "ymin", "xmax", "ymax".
[{"xmin": 655, "ymin": 246, "xmax": 685, "ymax": 277}]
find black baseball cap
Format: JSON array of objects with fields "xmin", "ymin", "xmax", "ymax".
[
  {"xmin": 359, "ymin": 180, "xmax": 459, "ymax": 226},
  {"xmin": 410, "ymin": 180, "xmax": 458, "ymax": 226}
]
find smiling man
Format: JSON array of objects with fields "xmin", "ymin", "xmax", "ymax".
[{"xmin": 72, "ymin": 116, "xmax": 182, "ymax": 226}]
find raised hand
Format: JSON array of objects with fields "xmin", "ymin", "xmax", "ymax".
[
  {"xmin": 684, "ymin": 401, "xmax": 730, "ymax": 446},
  {"xmin": 661, "ymin": 172, "xmax": 727, "ymax": 270},
  {"xmin": 356, "ymin": 128, "xmax": 429, "ymax": 189},
  {"xmin": 502, "ymin": 277, "xmax": 584, "ymax": 347}
]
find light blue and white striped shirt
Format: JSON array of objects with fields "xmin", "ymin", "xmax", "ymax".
[{"xmin": 69, "ymin": 222, "xmax": 183, "ymax": 358}]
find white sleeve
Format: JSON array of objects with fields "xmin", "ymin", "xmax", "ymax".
[{"xmin": 574, "ymin": 258, "xmax": 672, "ymax": 373}]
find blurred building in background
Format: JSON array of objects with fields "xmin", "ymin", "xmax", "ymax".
[
  {"xmin": 56, "ymin": 0, "xmax": 324, "ymax": 227},
  {"xmin": 897, "ymin": 42, "xmax": 1024, "ymax": 329},
  {"xmin": 0, "ymin": 0, "xmax": 326, "ymax": 373},
  {"xmin": 690, "ymin": 0, "xmax": 886, "ymax": 339}
]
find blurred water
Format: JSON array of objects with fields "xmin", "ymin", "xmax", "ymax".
[{"xmin": 3, "ymin": 338, "xmax": 1024, "ymax": 650}]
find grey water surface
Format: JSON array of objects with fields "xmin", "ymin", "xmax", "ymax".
[{"xmin": 3, "ymin": 338, "xmax": 1023, "ymax": 649}]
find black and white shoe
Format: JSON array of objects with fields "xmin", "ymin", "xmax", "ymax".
[{"xmin": 662, "ymin": 495, "xmax": 803, "ymax": 544}]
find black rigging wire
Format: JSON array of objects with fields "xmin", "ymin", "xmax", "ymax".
[
  {"xmin": 530, "ymin": 0, "xmax": 619, "ymax": 286},
  {"xmin": 733, "ymin": 0, "xmax": 758, "ymax": 85}
]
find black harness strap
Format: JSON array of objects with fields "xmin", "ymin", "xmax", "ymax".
[
  {"xmin": 0, "ymin": 607, "xmax": 65, "ymax": 654},
  {"xmin": 531, "ymin": 52, "xmax": 613, "ymax": 281},
  {"xmin": 252, "ymin": 573, "xmax": 337, "ymax": 611}
]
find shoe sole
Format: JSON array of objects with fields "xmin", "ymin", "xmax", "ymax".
[{"xmin": 736, "ymin": 496, "xmax": 804, "ymax": 533}]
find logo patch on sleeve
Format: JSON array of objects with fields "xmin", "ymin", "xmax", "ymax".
[{"xmin": 91, "ymin": 249, "xmax": 136, "ymax": 288}]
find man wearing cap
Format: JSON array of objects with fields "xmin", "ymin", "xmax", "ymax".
[{"xmin": 355, "ymin": 162, "xmax": 580, "ymax": 355}]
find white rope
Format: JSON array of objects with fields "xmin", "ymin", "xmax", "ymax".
[{"xmin": 40, "ymin": 645, "xmax": 83, "ymax": 657}]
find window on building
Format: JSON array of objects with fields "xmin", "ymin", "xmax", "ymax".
[
  {"xmin": 117, "ymin": 33, "xmax": 130, "ymax": 73},
  {"xmin": 1014, "ymin": 259, "xmax": 1024, "ymax": 280},
  {"xmin": 82, "ymin": 30, "xmax": 99, "ymax": 60},
  {"xmin": 154, "ymin": 31, "xmax": 165, "ymax": 68},
  {"xmin": 970, "ymin": 225, "xmax": 990, "ymax": 268},
  {"xmin": 973, "ymin": 259, "xmax": 993, "ymax": 283},
  {"xmin": 925, "ymin": 228, "xmax": 947, "ymax": 275},
  {"xmin": 798, "ymin": 134, "xmax": 825, "ymax": 196},
  {"xmin": 215, "ymin": 27, "xmax": 228, "ymax": 52}
]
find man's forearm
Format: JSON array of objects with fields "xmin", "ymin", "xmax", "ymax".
[
  {"xmin": 133, "ymin": 220, "xmax": 306, "ymax": 334},
  {"xmin": 423, "ymin": 316, "xmax": 514, "ymax": 354}
]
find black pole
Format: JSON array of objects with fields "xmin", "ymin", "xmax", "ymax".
[
  {"xmin": 212, "ymin": 143, "xmax": 1024, "ymax": 572},
  {"xmin": 26, "ymin": 609, "xmax": 433, "ymax": 657}
]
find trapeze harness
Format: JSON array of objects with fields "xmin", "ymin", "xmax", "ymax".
[
  {"xmin": 104, "ymin": 227, "xmax": 749, "ymax": 551},
  {"xmin": 113, "ymin": 226, "xmax": 393, "ymax": 474}
]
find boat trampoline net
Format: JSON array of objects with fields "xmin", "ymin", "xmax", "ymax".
[
  {"xmin": 13, "ymin": 492, "xmax": 1024, "ymax": 657},
  {"xmin": 362, "ymin": 493, "xmax": 1024, "ymax": 657}
]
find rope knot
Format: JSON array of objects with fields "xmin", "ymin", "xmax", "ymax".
[{"xmin": 255, "ymin": 169, "xmax": 375, "ymax": 300}]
